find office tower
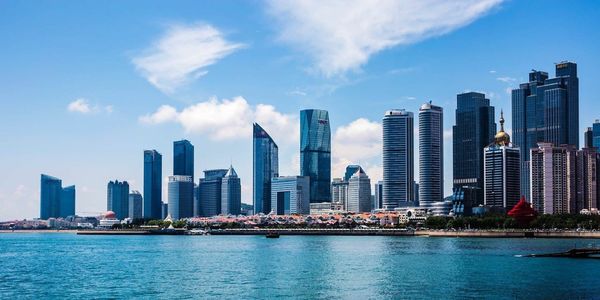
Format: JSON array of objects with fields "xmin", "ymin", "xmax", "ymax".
[
  {"xmin": 173, "ymin": 139, "xmax": 194, "ymax": 178},
  {"xmin": 129, "ymin": 191, "xmax": 143, "ymax": 219},
  {"xmin": 512, "ymin": 61, "xmax": 579, "ymax": 201},
  {"xmin": 382, "ymin": 109, "xmax": 414, "ymax": 210},
  {"xmin": 451, "ymin": 186, "xmax": 479, "ymax": 216},
  {"xmin": 530, "ymin": 143, "xmax": 577, "ymax": 214},
  {"xmin": 300, "ymin": 109, "xmax": 331, "ymax": 203},
  {"xmin": 107, "ymin": 180, "xmax": 129, "ymax": 220},
  {"xmin": 271, "ymin": 176, "xmax": 310, "ymax": 215},
  {"xmin": 253, "ymin": 123, "xmax": 279, "ymax": 215},
  {"xmin": 577, "ymin": 148, "xmax": 600, "ymax": 211},
  {"xmin": 143, "ymin": 150, "xmax": 162, "ymax": 219},
  {"xmin": 347, "ymin": 167, "xmax": 371, "ymax": 213},
  {"xmin": 221, "ymin": 166, "xmax": 241, "ymax": 215},
  {"xmin": 198, "ymin": 169, "xmax": 228, "ymax": 217},
  {"xmin": 593, "ymin": 120, "xmax": 600, "ymax": 149},
  {"xmin": 331, "ymin": 178, "xmax": 348, "ymax": 208},
  {"xmin": 60, "ymin": 185, "xmax": 76, "ymax": 218},
  {"xmin": 453, "ymin": 92, "xmax": 496, "ymax": 207},
  {"xmin": 584, "ymin": 127, "xmax": 594, "ymax": 149},
  {"xmin": 484, "ymin": 112, "xmax": 521, "ymax": 211},
  {"xmin": 344, "ymin": 165, "xmax": 361, "ymax": 182},
  {"xmin": 419, "ymin": 102, "xmax": 444, "ymax": 207},
  {"xmin": 161, "ymin": 202, "xmax": 168, "ymax": 219},
  {"xmin": 374, "ymin": 181, "xmax": 383, "ymax": 210},
  {"xmin": 168, "ymin": 175, "xmax": 194, "ymax": 220},
  {"xmin": 40, "ymin": 174, "xmax": 76, "ymax": 219}
]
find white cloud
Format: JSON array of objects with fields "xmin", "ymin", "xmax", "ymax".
[
  {"xmin": 489, "ymin": 70, "xmax": 497, "ymax": 74},
  {"xmin": 267, "ymin": 0, "xmax": 503, "ymax": 76},
  {"xmin": 444, "ymin": 129, "xmax": 453, "ymax": 140},
  {"xmin": 133, "ymin": 23, "xmax": 244, "ymax": 93},
  {"xmin": 496, "ymin": 76, "xmax": 516, "ymax": 83},
  {"xmin": 67, "ymin": 98, "xmax": 113, "ymax": 115},
  {"xmin": 332, "ymin": 118, "xmax": 382, "ymax": 182}
]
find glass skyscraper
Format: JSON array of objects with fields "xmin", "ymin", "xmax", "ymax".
[
  {"xmin": 593, "ymin": 120, "xmax": 600, "ymax": 149},
  {"xmin": 419, "ymin": 102, "xmax": 444, "ymax": 207},
  {"xmin": 107, "ymin": 180, "xmax": 130, "ymax": 220},
  {"xmin": 512, "ymin": 61, "xmax": 579, "ymax": 201},
  {"xmin": 453, "ymin": 92, "xmax": 496, "ymax": 207},
  {"xmin": 382, "ymin": 109, "xmax": 414, "ymax": 209},
  {"xmin": 271, "ymin": 176, "xmax": 310, "ymax": 215},
  {"xmin": 60, "ymin": 185, "xmax": 75, "ymax": 218},
  {"xmin": 253, "ymin": 123, "xmax": 279, "ymax": 214},
  {"xmin": 173, "ymin": 139, "xmax": 194, "ymax": 179},
  {"xmin": 128, "ymin": 190, "xmax": 143, "ymax": 219},
  {"xmin": 143, "ymin": 150, "xmax": 162, "ymax": 219},
  {"xmin": 221, "ymin": 165, "xmax": 241, "ymax": 215},
  {"xmin": 40, "ymin": 174, "xmax": 76, "ymax": 219},
  {"xmin": 168, "ymin": 175, "xmax": 194, "ymax": 220},
  {"xmin": 197, "ymin": 169, "xmax": 228, "ymax": 217},
  {"xmin": 347, "ymin": 167, "xmax": 371, "ymax": 213},
  {"xmin": 300, "ymin": 109, "xmax": 331, "ymax": 203}
]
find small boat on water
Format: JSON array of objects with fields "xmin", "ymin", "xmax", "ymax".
[
  {"xmin": 187, "ymin": 229, "xmax": 209, "ymax": 235},
  {"xmin": 520, "ymin": 248, "xmax": 600, "ymax": 258},
  {"xmin": 266, "ymin": 232, "xmax": 280, "ymax": 238}
]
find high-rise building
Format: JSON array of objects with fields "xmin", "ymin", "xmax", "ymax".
[
  {"xmin": 530, "ymin": 143, "xmax": 577, "ymax": 214},
  {"xmin": 300, "ymin": 109, "xmax": 331, "ymax": 203},
  {"xmin": 129, "ymin": 190, "xmax": 143, "ymax": 219},
  {"xmin": 161, "ymin": 202, "xmax": 168, "ymax": 219},
  {"xmin": 382, "ymin": 109, "xmax": 414, "ymax": 209},
  {"xmin": 593, "ymin": 120, "xmax": 600, "ymax": 149},
  {"xmin": 347, "ymin": 167, "xmax": 371, "ymax": 213},
  {"xmin": 331, "ymin": 178, "xmax": 348, "ymax": 208},
  {"xmin": 484, "ymin": 112, "xmax": 521, "ymax": 211},
  {"xmin": 40, "ymin": 174, "xmax": 76, "ymax": 219},
  {"xmin": 512, "ymin": 62, "xmax": 579, "ymax": 201},
  {"xmin": 419, "ymin": 102, "xmax": 444, "ymax": 207},
  {"xmin": 173, "ymin": 139, "xmax": 194, "ymax": 179},
  {"xmin": 198, "ymin": 169, "xmax": 228, "ymax": 217},
  {"xmin": 221, "ymin": 166, "xmax": 241, "ymax": 215},
  {"xmin": 107, "ymin": 180, "xmax": 130, "ymax": 220},
  {"xmin": 143, "ymin": 150, "xmax": 162, "ymax": 219},
  {"xmin": 577, "ymin": 147, "xmax": 600, "ymax": 212},
  {"xmin": 374, "ymin": 181, "xmax": 383, "ymax": 210},
  {"xmin": 168, "ymin": 175, "xmax": 194, "ymax": 220},
  {"xmin": 253, "ymin": 123, "xmax": 279, "ymax": 215},
  {"xmin": 584, "ymin": 127, "xmax": 594, "ymax": 149},
  {"xmin": 343, "ymin": 165, "xmax": 361, "ymax": 182},
  {"xmin": 453, "ymin": 92, "xmax": 496, "ymax": 207},
  {"xmin": 271, "ymin": 176, "xmax": 310, "ymax": 215}
]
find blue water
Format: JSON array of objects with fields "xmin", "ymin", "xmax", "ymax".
[{"xmin": 1, "ymin": 234, "xmax": 599, "ymax": 299}]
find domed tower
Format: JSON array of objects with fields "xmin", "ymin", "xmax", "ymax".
[{"xmin": 494, "ymin": 110, "xmax": 511, "ymax": 146}]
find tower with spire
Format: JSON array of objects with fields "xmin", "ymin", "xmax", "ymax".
[{"xmin": 221, "ymin": 165, "xmax": 241, "ymax": 215}]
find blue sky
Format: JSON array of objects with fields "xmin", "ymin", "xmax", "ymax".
[{"xmin": 1, "ymin": 0, "xmax": 599, "ymax": 220}]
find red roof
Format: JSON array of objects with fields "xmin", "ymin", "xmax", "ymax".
[{"xmin": 507, "ymin": 196, "xmax": 537, "ymax": 223}]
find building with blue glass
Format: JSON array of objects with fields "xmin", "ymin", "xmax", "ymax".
[
  {"xmin": 512, "ymin": 61, "xmax": 579, "ymax": 201},
  {"xmin": 453, "ymin": 92, "xmax": 496, "ymax": 208},
  {"xmin": 271, "ymin": 176, "xmax": 310, "ymax": 215},
  {"xmin": 253, "ymin": 123, "xmax": 279, "ymax": 215},
  {"xmin": 221, "ymin": 166, "xmax": 241, "ymax": 215},
  {"xmin": 419, "ymin": 102, "xmax": 444, "ymax": 207},
  {"xmin": 382, "ymin": 109, "xmax": 414, "ymax": 209},
  {"xmin": 593, "ymin": 120, "xmax": 600, "ymax": 149},
  {"xmin": 40, "ymin": 174, "xmax": 76, "ymax": 219},
  {"xmin": 197, "ymin": 169, "xmax": 228, "ymax": 217},
  {"xmin": 143, "ymin": 150, "xmax": 162, "ymax": 219},
  {"xmin": 300, "ymin": 109, "xmax": 331, "ymax": 203},
  {"xmin": 107, "ymin": 180, "xmax": 130, "ymax": 220},
  {"xmin": 347, "ymin": 167, "xmax": 371, "ymax": 213},
  {"xmin": 128, "ymin": 190, "xmax": 143, "ymax": 219},
  {"xmin": 168, "ymin": 175, "xmax": 194, "ymax": 220},
  {"xmin": 174, "ymin": 139, "xmax": 194, "ymax": 179},
  {"xmin": 374, "ymin": 181, "xmax": 383, "ymax": 210}
]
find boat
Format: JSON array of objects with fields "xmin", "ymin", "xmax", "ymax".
[
  {"xmin": 266, "ymin": 231, "xmax": 280, "ymax": 238},
  {"xmin": 187, "ymin": 229, "xmax": 208, "ymax": 235},
  {"xmin": 521, "ymin": 248, "xmax": 600, "ymax": 258}
]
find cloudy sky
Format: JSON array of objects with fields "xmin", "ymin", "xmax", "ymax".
[{"xmin": 1, "ymin": 0, "xmax": 600, "ymax": 220}]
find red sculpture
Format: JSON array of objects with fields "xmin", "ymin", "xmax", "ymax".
[{"xmin": 508, "ymin": 196, "xmax": 537, "ymax": 224}]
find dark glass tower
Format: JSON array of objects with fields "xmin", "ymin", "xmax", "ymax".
[
  {"xmin": 143, "ymin": 150, "xmax": 162, "ymax": 219},
  {"xmin": 60, "ymin": 185, "xmax": 76, "ymax": 218},
  {"xmin": 173, "ymin": 139, "xmax": 194, "ymax": 179},
  {"xmin": 452, "ymin": 92, "xmax": 496, "ymax": 207},
  {"xmin": 253, "ymin": 123, "xmax": 279, "ymax": 214},
  {"xmin": 512, "ymin": 61, "xmax": 579, "ymax": 201},
  {"xmin": 382, "ymin": 109, "xmax": 414, "ymax": 209},
  {"xmin": 593, "ymin": 120, "xmax": 600, "ymax": 149},
  {"xmin": 300, "ymin": 109, "xmax": 331, "ymax": 203},
  {"xmin": 107, "ymin": 180, "xmax": 130, "ymax": 220},
  {"xmin": 419, "ymin": 102, "xmax": 444, "ymax": 207},
  {"xmin": 198, "ymin": 169, "xmax": 228, "ymax": 217},
  {"xmin": 40, "ymin": 174, "xmax": 76, "ymax": 219},
  {"xmin": 168, "ymin": 175, "xmax": 194, "ymax": 220},
  {"xmin": 222, "ymin": 165, "xmax": 241, "ymax": 215}
]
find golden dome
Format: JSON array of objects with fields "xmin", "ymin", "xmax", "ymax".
[{"xmin": 494, "ymin": 110, "xmax": 510, "ymax": 146}]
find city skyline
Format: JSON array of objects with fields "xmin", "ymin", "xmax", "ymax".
[{"xmin": 3, "ymin": 1, "xmax": 600, "ymax": 220}]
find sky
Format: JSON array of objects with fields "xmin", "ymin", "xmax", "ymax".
[{"xmin": 1, "ymin": 0, "xmax": 600, "ymax": 220}]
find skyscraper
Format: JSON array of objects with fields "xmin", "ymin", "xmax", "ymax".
[
  {"xmin": 584, "ymin": 127, "xmax": 594, "ymax": 149},
  {"xmin": 374, "ymin": 181, "xmax": 383, "ymax": 210},
  {"xmin": 107, "ymin": 180, "xmax": 130, "ymax": 220},
  {"xmin": 271, "ymin": 176, "xmax": 310, "ymax": 215},
  {"xmin": 300, "ymin": 109, "xmax": 331, "ymax": 203},
  {"xmin": 577, "ymin": 147, "xmax": 600, "ymax": 211},
  {"xmin": 419, "ymin": 102, "xmax": 444, "ymax": 207},
  {"xmin": 40, "ymin": 174, "xmax": 76, "ymax": 219},
  {"xmin": 593, "ymin": 120, "xmax": 600, "ymax": 149},
  {"xmin": 168, "ymin": 175, "xmax": 194, "ymax": 220},
  {"xmin": 453, "ymin": 92, "xmax": 496, "ymax": 207},
  {"xmin": 382, "ymin": 109, "xmax": 414, "ymax": 210},
  {"xmin": 129, "ymin": 190, "xmax": 143, "ymax": 219},
  {"xmin": 253, "ymin": 123, "xmax": 279, "ymax": 215},
  {"xmin": 347, "ymin": 167, "xmax": 371, "ymax": 213},
  {"xmin": 484, "ymin": 112, "xmax": 521, "ymax": 211},
  {"xmin": 173, "ymin": 139, "xmax": 194, "ymax": 179},
  {"xmin": 221, "ymin": 165, "xmax": 241, "ymax": 215},
  {"xmin": 198, "ymin": 169, "xmax": 228, "ymax": 217},
  {"xmin": 512, "ymin": 61, "xmax": 579, "ymax": 201},
  {"xmin": 331, "ymin": 178, "xmax": 348, "ymax": 208},
  {"xmin": 143, "ymin": 150, "xmax": 162, "ymax": 219}
]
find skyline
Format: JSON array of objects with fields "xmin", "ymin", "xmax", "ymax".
[{"xmin": 2, "ymin": 1, "xmax": 600, "ymax": 220}]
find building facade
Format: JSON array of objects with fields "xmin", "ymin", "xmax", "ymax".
[
  {"xmin": 221, "ymin": 166, "xmax": 241, "ymax": 215},
  {"xmin": 168, "ymin": 175, "xmax": 194, "ymax": 220},
  {"xmin": 347, "ymin": 167, "xmax": 371, "ymax": 213},
  {"xmin": 197, "ymin": 169, "xmax": 228, "ymax": 217},
  {"xmin": 331, "ymin": 178, "xmax": 348, "ymax": 208},
  {"xmin": 40, "ymin": 174, "xmax": 76, "ymax": 219},
  {"xmin": 512, "ymin": 62, "xmax": 579, "ymax": 201},
  {"xmin": 253, "ymin": 123, "xmax": 279, "ymax": 215},
  {"xmin": 577, "ymin": 147, "xmax": 600, "ymax": 212},
  {"xmin": 374, "ymin": 181, "xmax": 383, "ymax": 210},
  {"xmin": 271, "ymin": 176, "xmax": 310, "ymax": 215},
  {"xmin": 143, "ymin": 150, "xmax": 162, "ymax": 219},
  {"xmin": 419, "ymin": 102, "xmax": 444, "ymax": 207},
  {"xmin": 107, "ymin": 180, "xmax": 130, "ymax": 220},
  {"xmin": 128, "ymin": 190, "xmax": 143, "ymax": 219},
  {"xmin": 60, "ymin": 185, "xmax": 76, "ymax": 218},
  {"xmin": 453, "ymin": 92, "xmax": 496, "ymax": 207},
  {"xmin": 300, "ymin": 109, "xmax": 331, "ymax": 203},
  {"xmin": 173, "ymin": 139, "xmax": 194, "ymax": 179},
  {"xmin": 593, "ymin": 120, "xmax": 600, "ymax": 149},
  {"xmin": 382, "ymin": 109, "xmax": 414, "ymax": 209},
  {"xmin": 584, "ymin": 127, "xmax": 594, "ymax": 149}
]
